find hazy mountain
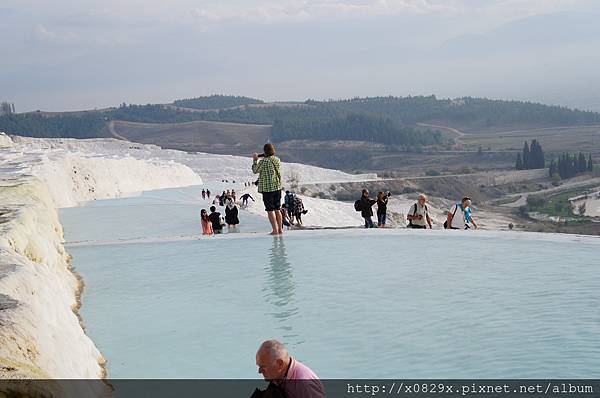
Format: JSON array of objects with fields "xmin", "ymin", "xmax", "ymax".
[{"xmin": 439, "ymin": 12, "xmax": 600, "ymax": 56}]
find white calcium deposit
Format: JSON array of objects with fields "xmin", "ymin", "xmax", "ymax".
[
  {"xmin": 0, "ymin": 133, "xmax": 379, "ymax": 380},
  {"xmin": 0, "ymin": 132, "xmax": 201, "ymax": 379},
  {"xmin": 9, "ymin": 136, "xmax": 377, "ymax": 185}
]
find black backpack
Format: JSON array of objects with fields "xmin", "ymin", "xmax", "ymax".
[
  {"xmin": 250, "ymin": 382, "xmax": 287, "ymax": 398},
  {"xmin": 354, "ymin": 199, "xmax": 362, "ymax": 212},
  {"xmin": 443, "ymin": 204, "xmax": 459, "ymax": 229},
  {"xmin": 408, "ymin": 203, "xmax": 427, "ymax": 227}
]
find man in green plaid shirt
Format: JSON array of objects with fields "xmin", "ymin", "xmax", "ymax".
[{"xmin": 252, "ymin": 143, "xmax": 284, "ymax": 235}]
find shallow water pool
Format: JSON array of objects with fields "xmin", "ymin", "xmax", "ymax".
[{"xmin": 61, "ymin": 186, "xmax": 600, "ymax": 378}]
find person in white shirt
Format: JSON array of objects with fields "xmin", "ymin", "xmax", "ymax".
[
  {"xmin": 407, "ymin": 194, "xmax": 433, "ymax": 229},
  {"xmin": 445, "ymin": 197, "xmax": 478, "ymax": 230}
]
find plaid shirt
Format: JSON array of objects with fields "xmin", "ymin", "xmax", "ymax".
[{"xmin": 252, "ymin": 156, "xmax": 282, "ymax": 193}]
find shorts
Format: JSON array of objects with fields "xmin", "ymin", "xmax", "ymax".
[
  {"xmin": 262, "ymin": 190, "xmax": 282, "ymax": 212},
  {"xmin": 408, "ymin": 223, "xmax": 426, "ymax": 229}
]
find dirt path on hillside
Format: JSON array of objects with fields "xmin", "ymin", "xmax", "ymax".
[
  {"xmin": 107, "ymin": 120, "xmax": 130, "ymax": 141},
  {"xmin": 417, "ymin": 122, "xmax": 466, "ymax": 142}
]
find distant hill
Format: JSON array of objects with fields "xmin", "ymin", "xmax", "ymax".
[
  {"xmin": 439, "ymin": 12, "xmax": 600, "ymax": 57},
  {"xmin": 2, "ymin": 95, "xmax": 600, "ymax": 145},
  {"xmin": 322, "ymin": 96, "xmax": 600, "ymax": 130},
  {"xmin": 110, "ymin": 119, "xmax": 271, "ymax": 155},
  {"xmin": 172, "ymin": 95, "xmax": 264, "ymax": 110},
  {"xmin": 0, "ymin": 112, "xmax": 110, "ymax": 139}
]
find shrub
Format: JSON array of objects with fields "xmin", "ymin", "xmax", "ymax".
[
  {"xmin": 425, "ymin": 169, "xmax": 441, "ymax": 177},
  {"xmin": 526, "ymin": 195, "xmax": 546, "ymax": 208},
  {"xmin": 554, "ymin": 202, "xmax": 563, "ymax": 212},
  {"xmin": 286, "ymin": 172, "xmax": 301, "ymax": 191},
  {"xmin": 508, "ymin": 223, "xmax": 514, "ymax": 230}
]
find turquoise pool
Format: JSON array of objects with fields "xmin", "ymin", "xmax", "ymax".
[{"xmin": 60, "ymin": 185, "xmax": 600, "ymax": 378}]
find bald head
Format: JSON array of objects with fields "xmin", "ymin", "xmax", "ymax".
[
  {"xmin": 258, "ymin": 339, "xmax": 289, "ymax": 361},
  {"xmin": 256, "ymin": 339, "xmax": 290, "ymax": 381}
]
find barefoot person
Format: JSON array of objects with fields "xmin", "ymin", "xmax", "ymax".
[
  {"xmin": 255, "ymin": 339, "xmax": 325, "ymax": 398},
  {"xmin": 225, "ymin": 197, "xmax": 240, "ymax": 229},
  {"xmin": 252, "ymin": 144, "xmax": 283, "ymax": 235},
  {"xmin": 241, "ymin": 193, "xmax": 255, "ymax": 207},
  {"xmin": 208, "ymin": 206, "xmax": 224, "ymax": 234},
  {"xmin": 200, "ymin": 209, "xmax": 213, "ymax": 235}
]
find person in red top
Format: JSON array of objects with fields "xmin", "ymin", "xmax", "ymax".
[
  {"xmin": 200, "ymin": 209, "xmax": 213, "ymax": 236},
  {"xmin": 255, "ymin": 339, "xmax": 325, "ymax": 398}
]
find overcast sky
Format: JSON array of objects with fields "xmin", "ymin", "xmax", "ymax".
[{"xmin": 3, "ymin": 0, "xmax": 600, "ymax": 112}]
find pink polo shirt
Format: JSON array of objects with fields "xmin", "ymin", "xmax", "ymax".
[{"xmin": 280, "ymin": 357, "xmax": 326, "ymax": 398}]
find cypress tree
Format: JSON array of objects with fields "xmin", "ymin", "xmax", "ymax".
[
  {"xmin": 578, "ymin": 152, "xmax": 587, "ymax": 173},
  {"xmin": 522, "ymin": 141, "xmax": 530, "ymax": 169},
  {"xmin": 549, "ymin": 158, "xmax": 556, "ymax": 177},
  {"xmin": 516, "ymin": 153, "xmax": 523, "ymax": 170}
]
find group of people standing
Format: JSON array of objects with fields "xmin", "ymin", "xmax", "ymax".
[
  {"xmin": 202, "ymin": 143, "xmax": 479, "ymax": 236},
  {"xmin": 200, "ymin": 189, "xmax": 241, "ymax": 235},
  {"xmin": 357, "ymin": 189, "xmax": 478, "ymax": 230},
  {"xmin": 356, "ymin": 189, "xmax": 393, "ymax": 228}
]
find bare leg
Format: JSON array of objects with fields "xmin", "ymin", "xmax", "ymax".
[
  {"xmin": 275, "ymin": 210, "xmax": 283, "ymax": 234},
  {"xmin": 267, "ymin": 211, "xmax": 279, "ymax": 235}
]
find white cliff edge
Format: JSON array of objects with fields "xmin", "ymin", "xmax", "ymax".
[{"xmin": 0, "ymin": 132, "xmax": 201, "ymax": 383}]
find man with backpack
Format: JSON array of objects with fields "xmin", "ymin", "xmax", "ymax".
[
  {"xmin": 407, "ymin": 194, "xmax": 432, "ymax": 229},
  {"xmin": 208, "ymin": 206, "xmax": 224, "ymax": 234},
  {"xmin": 444, "ymin": 197, "xmax": 479, "ymax": 230},
  {"xmin": 292, "ymin": 195, "xmax": 308, "ymax": 226},
  {"xmin": 284, "ymin": 191, "xmax": 296, "ymax": 225},
  {"xmin": 355, "ymin": 189, "xmax": 377, "ymax": 228}
]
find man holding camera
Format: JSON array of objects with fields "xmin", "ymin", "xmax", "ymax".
[
  {"xmin": 407, "ymin": 194, "xmax": 433, "ymax": 229},
  {"xmin": 252, "ymin": 143, "xmax": 284, "ymax": 235}
]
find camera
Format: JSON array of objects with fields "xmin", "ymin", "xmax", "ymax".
[
  {"xmin": 257, "ymin": 153, "xmax": 266, "ymax": 158},
  {"xmin": 386, "ymin": 192, "xmax": 392, "ymax": 197}
]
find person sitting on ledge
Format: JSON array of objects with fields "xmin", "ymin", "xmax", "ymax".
[{"xmin": 254, "ymin": 339, "xmax": 325, "ymax": 398}]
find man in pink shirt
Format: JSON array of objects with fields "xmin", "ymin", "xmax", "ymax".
[{"xmin": 255, "ymin": 339, "xmax": 325, "ymax": 398}]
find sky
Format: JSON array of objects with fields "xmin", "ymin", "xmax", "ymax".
[{"xmin": 2, "ymin": 0, "xmax": 600, "ymax": 112}]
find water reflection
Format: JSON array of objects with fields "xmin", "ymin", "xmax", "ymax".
[{"xmin": 263, "ymin": 237, "xmax": 300, "ymax": 342}]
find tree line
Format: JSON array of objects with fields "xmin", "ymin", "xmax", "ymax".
[
  {"xmin": 271, "ymin": 114, "xmax": 443, "ymax": 147},
  {"xmin": 318, "ymin": 96, "xmax": 600, "ymax": 128},
  {"xmin": 172, "ymin": 95, "xmax": 263, "ymax": 110},
  {"xmin": 515, "ymin": 139, "xmax": 545, "ymax": 170},
  {"xmin": 4, "ymin": 95, "xmax": 600, "ymax": 145},
  {"xmin": 0, "ymin": 112, "xmax": 108, "ymax": 139},
  {"xmin": 549, "ymin": 153, "xmax": 594, "ymax": 180}
]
